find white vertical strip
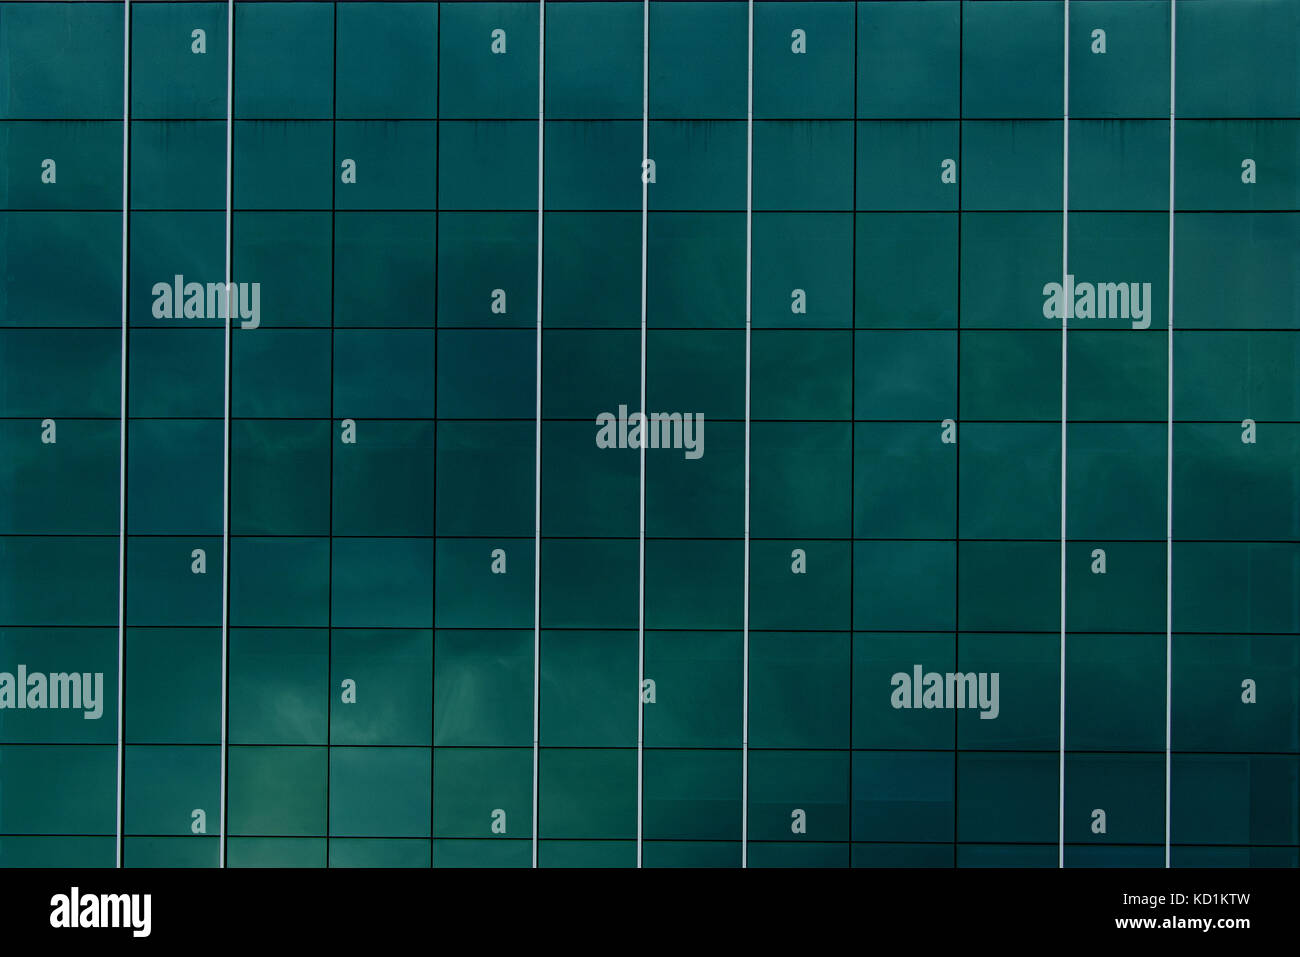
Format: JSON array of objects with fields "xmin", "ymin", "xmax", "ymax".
[
  {"xmin": 116, "ymin": 0, "xmax": 130, "ymax": 870},
  {"xmin": 532, "ymin": 0, "xmax": 545, "ymax": 871},
  {"xmin": 741, "ymin": 0, "xmax": 753, "ymax": 870},
  {"xmin": 1165, "ymin": 0, "xmax": 1176, "ymax": 871},
  {"xmin": 218, "ymin": 0, "xmax": 234, "ymax": 870},
  {"xmin": 1058, "ymin": 0, "xmax": 1070, "ymax": 871},
  {"xmin": 635, "ymin": 0, "xmax": 649, "ymax": 871}
]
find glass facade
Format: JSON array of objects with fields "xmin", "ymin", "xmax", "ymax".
[{"xmin": 0, "ymin": 0, "xmax": 1297, "ymax": 869}]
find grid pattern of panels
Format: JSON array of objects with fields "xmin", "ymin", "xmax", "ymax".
[{"xmin": 0, "ymin": 0, "xmax": 1297, "ymax": 869}]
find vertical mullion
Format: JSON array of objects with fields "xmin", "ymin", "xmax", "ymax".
[
  {"xmin": 635, "ymin": 0, "xmax": 649, "ymax": 872},
  {"xmin": 1164, "ymin": 0, "xmax": 1177, "ymax": 871},
  {"xmin": 327, "ymin": 0, "xmax": 337, "ymax": 871},
  {"xmin": 532, "ymin": 0, "xmax": 546, "ymax": 871},
  {"xmin": 740, "ymin": 0, "xmax": 753, "ymax": 871},
  {"xmin": 849, "ymin": 0, "xmax": 858, "ymax": 868},
  {"xmin": 432, "ymin": 0, "xmax": 441, "ymax": 872},
  {"xmin": 954, "ymin": 0, "xmax": 963, "ymax": 869},
  {"xmin": 218, "ymin": 0, "xmax": 235, "ymax": 871},
  {"xmin": 1058, "ymin": 0, "xmax": 1070, "ymax": 871},
  {"xmin": 115, "ymin": 0, "xmax": 131, "ymax": 871}
]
